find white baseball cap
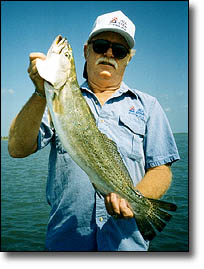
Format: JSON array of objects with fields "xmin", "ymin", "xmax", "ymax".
[{"xmin": 88, "ymin": 10, "xmax": 136, "ymax": 48}]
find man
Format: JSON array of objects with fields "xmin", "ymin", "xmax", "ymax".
[{"xmin": 8, "ymin": 11, "xmax": 180, "ymax": 251}]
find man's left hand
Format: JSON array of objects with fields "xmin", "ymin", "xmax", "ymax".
[{"xmin": 104, "ymin": 193, "xmax": 134, "ymax": 219}]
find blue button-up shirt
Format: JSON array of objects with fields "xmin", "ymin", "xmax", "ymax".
[{"xmin": 37, "ymin": 81, "xmax": 180, "ymax": 251}]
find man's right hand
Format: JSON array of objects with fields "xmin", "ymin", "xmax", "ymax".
[{"xmin": 27, "ymin": 52, "xmax": 46, "ymax": 96}]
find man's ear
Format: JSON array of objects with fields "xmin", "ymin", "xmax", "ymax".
[
  {"xmin": 127, "ymin": 56, "xmax": 132, "ymax": 64},
  {"xmin": 84, "ymin": 44, "xmax": 88, "ymax": 60},
  {"xmin": 126, "ymin": 55, "xmax": 132, "ymax": 66},
  {"xmin": 126, "ymin": 49, "xmax": 136, "ymax": 65}
]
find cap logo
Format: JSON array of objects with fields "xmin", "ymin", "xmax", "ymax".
[
  {"xmin": 110, "ymin": 17, "xmax": 118, "ymax": 24},
  {"xmin": 109, "ymin": 16, "xmax": 127, "ymax": 31}
]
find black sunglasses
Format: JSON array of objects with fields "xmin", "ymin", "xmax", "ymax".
[{"xmin": 88, "ymin": 39, "xmax": 130, "ymax": 59}]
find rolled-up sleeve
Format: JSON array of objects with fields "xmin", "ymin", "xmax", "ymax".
[
  {"xmin": 37, "ymin": 108, "xmax": 54, "ymax": 151},
  {"xmin": 144, "ymin": 98, "xmax": 180, "ymax": 169}
]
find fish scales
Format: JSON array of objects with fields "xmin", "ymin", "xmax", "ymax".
[
  {"xmin": 36, "ymin": 35, "xmax": 177, "ymax": 241},
  {"xmin": 59, "ymin": 85, "xmax": 135, "ymax": 196},
  {"xmin": 52, "ymin": 89, "xmax": 130, "ymax": 198}
]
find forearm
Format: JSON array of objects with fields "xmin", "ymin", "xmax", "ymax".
[
  {"xmin": 136, "ymin": 164, "xmax": 172, "ymax": 199},
  {"xmin": 105, "ymin": 164, "xmax": 172, "ymax": 218},
  {"xmin": 8, "ymin": 93, "xmax": 46, "ymax": 158}
]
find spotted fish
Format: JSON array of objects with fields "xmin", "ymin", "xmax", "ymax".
[{"xmin": 36, "ymin": 35, "xmax": 177, "ymax": 241}]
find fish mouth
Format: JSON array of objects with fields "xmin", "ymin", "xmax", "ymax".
[
  {"xmin": 52, "ymin": 35, "xmax": 70, "ymax": 56},
  {"xmin": 54, "ymin": 35, "xmax": 67, "ymax": 47},
  {"xmin": 55, "ymin": 35, "xmax": 63, "ymax": 44}
]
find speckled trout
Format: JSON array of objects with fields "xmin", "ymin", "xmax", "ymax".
[{"xmin": 36, "ymin": 35, "xmax": 177, "ymax": 241}]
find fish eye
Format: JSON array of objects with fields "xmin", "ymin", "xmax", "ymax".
[{"xmin": 64, "ymin": 51, "xmax": 71, "ymax": 59}]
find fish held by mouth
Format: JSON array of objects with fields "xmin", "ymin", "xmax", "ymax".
[{"xmin": 36, "ymin": 35, "xmax": 177, "ymax": 241}]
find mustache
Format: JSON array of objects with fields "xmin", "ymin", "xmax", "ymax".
[{"xmin": 95, "ymin": 57, "xmax": 118, "ymax": 70}]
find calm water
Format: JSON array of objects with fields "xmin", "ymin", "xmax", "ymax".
[{"xmin": 1, "ymin": 133, "xmax": 188, "ymax": 251}]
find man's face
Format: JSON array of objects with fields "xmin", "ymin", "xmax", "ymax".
[{"xmin": 84, "ymin": 31, "xmax": 132, "ymax": 87}]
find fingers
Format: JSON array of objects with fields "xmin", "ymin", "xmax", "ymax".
[
  {"xmin": 27, "ymin": 52, "xmax": 46, "ymax": 73},
  {"xmin": 104, "ymin": 193, "xmax": 115, "ymax": 215},
  {"xmin": 105, "ymin": 193, "xmax": 119, "ymax": 215},
  {"xmin": 27, "ymin": 58, "xmax": 41, "ymax": 81},
  {"xmin": 27, "ymin": 52, "xmax": 46, "ymax": 92},
  {"xmin": 29, "ymin": 52, "xmax": 46, "ymax": 61},
  {"xmin": 120, "ymin": 199, "xmax": 134, "ymax": 218},
  {"xmin": 105, "ymin": 193, "xmax": 134, "ymax": 219}
]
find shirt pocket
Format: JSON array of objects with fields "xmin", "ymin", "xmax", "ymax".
[{"xmin": 118, "ymin": 115, "xmax": 145, "ymax": 162}]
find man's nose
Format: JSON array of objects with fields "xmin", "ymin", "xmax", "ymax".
[{"xmin": 104, "ymin": 47, "xmax": 114, "ymax": 58}]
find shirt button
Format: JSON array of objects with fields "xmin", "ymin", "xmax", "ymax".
[
  {"xmin": 99, "ymin": 217, "xmax": 103, "ymax": 222},
  {"xmin": 100, "ymin": 119, "xmax": 104, "ymax": 123}
]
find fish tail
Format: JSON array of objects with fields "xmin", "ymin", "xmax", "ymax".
[{"xmin": 131, "ymin": 197, "xmax": 177, "ymax": 241}]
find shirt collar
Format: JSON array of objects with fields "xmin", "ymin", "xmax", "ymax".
[{"xmin": 80, "ymin": 80, "xmax": 138, "ymax": 99}]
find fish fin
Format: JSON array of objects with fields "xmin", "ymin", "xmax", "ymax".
[
  {"xmin": 148, "ymin": 212, "xmax": 167, "ymax": 232},
  {"xmin": 132, "ymin": 196, "xmax": 177, "ymax": 241},
  {"xmin": 147, "ymin": 198, "xmax": 177, "ymax": 211},
  {"xmin": 92, "ymin": 183, "xmax": 105, "ymax": 199},
  {"xmin": 135, "ymin": 216, "xmax": 157, "ymax": 241},
  {"xmin": 47, "ymin": 108, "xmax": 54, "ymax": 129},
  {"xmin": 153, "ymin": 207, "xmax": 172, "ymax": 222}
]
